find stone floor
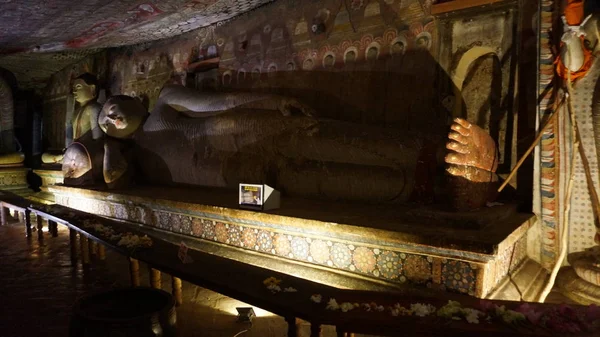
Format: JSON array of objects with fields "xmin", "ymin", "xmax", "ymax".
[
  {"xmin": 0, "ymin": 218, "xmax": 574, "ymax": 337},
  {"xmin": 0, "ymin": 220, "xmax": 343, "ymax": 337}
]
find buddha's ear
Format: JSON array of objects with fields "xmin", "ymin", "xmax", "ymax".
[{"xmin": 89, "ymin": 84, "xmax": 97, "ymax": 96}]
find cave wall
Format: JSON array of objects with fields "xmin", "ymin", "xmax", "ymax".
[{"xmin": 107, "ymin": 0, "xmax": 449, "ymax": 135}]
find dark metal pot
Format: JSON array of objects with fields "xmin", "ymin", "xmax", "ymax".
[{"xmin": 69, "ymin": 287, "xmax": 178, "ymax": 337}]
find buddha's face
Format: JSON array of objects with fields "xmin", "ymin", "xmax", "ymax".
[
  {"xmin": 99, "ymin": 96, "xmax": 148, "ymax": 138},
  {"xmin": 101, "ymin": 100, "xmax": 128, "ymax": 130},
  {"xmin": 72, "ymin": 79, "xmax": 96, "ymax": 104}
]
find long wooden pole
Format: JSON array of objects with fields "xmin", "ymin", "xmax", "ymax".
[
  {"xmin": 539, "ymin": 77, "xmax": 578, "ymax": 302},
  {"xmin": 498, "ymin": 97, "xmax": 566, "ymax": 192}
]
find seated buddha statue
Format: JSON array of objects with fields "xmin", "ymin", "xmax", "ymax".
[
  {"xmin": 63, "ymin": 84, "xmax": 500, "ymax": 211},
  {"xmin": 42, "ymin": 73, "xmax": 103, "ymax": 167}
]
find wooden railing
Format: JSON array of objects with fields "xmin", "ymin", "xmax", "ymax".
[{"xmin": 0, "ymin": 190, "xmax": 598, "ymax": 337}]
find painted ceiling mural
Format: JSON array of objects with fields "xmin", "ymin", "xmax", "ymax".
[{"xmin": 0, "ymin": 0, "xmax": 274, "ymax": 88}]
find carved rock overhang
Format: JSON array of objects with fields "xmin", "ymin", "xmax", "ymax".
[{"xmin": 0, "ymin": 0, "xmax": 274, "ymax": 89}]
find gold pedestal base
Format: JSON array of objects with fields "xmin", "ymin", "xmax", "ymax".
[
  {"xmin": 557, "ymin": 267, "xmax": 600, "ymax": 305},
  {"xmin": 47, "ymin": 184, "xmax": 535, "ymax": 299},
  {"xmin": 0, "ymin": 167, "xmax": 31, "ymax": 197},
  {"xmin": 30, "ymin": 169, "xmax": 64, "ymax": 204}
]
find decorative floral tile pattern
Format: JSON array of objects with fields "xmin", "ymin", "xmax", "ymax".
[
  {"xmin": 403, "ymin": 255, "xmax": 432, "ymax": 284},
  {"xmin": 202, "ymin": 220, "xmax": 216, "ymax": 240},
  {"xmin": 241, "ymin": 228, "xmax": 257, "ymax": 248},
  {"xmin": 331, "ymin": 243, "xmax": 352, "ymax": 269},
  {"xmin": 309, "ymin": 240, "xmax": 330, "ymax": 265},
  {"xmin": 158, "ymin": 212, "xmax": 171, "ymax": 229},
  {"xmin": 274, "ymin": 234, "xmax": 291, "ymax": 257},
  {"xmin": 57, "ymin": 196, "xmax": 532, "ymax": 298},
  {"xmin": 181, "ymin": 216, "xmax": 192, "ymax": 235},
  {"xmin": 171, "ymin": 214, "xmax": 182, "ymax": 233},
  {"xmin": 228, "ymin": 225, "xmax": 242, "ymax": 246},
  {"xmin": 377, "ymin": 250, "xmax": 402, "ymax": 280},
  {"xmin": 256, "ymin": 230, "xmax": 273, "ymax": 252},
  {"xmin": 352, "ymin": 246, "xmax": 376, "ymax": 273},
  {"xmin": 215, "ymin": 222, "xmax": 228, "ymax": 243},
  {"xmin": 290, "ymin": 237, "xmax": 309, "ymax": 259},
  {"xmin": 191, "ymin": 218, "xmax": 204, "ymax": 236},
  {"xmin": 441, "ymin": 260, "xmax": 476, "ymax": 295}
]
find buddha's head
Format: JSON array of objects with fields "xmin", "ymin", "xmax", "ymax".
[
  {"xmin": 72, "ymin": 73, "xmax": 98, "ymax": 104},
  {"xmin": 98, "ymin": 95, "xmax": 148, "ymax": 138}
]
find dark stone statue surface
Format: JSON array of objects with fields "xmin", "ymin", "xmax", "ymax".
[{"xmin": 63, "ymin": 85, "xmax": 499, "ymax": 210}]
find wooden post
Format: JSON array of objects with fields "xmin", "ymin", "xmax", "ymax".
[
  {"xmin": 36, "ymin": 215, "xmax": 44, "ymax": 241},
  {"xmin": 98, "ymin": 245, "xmax": 106, "ymax": 260},
  {"xmin": 12, "ymin": 209, "xmax": 18, "ymax": 219},
  {"xmin": 1, "ymin": 206, "xmax": 7, "ymax": 225},
  {"xmin": 69, "ymin": 229, "xmax": 77, "ymax": 265},
  {"xmin": 25, "ymin": 210, "xmax": 32, "ymax": 238},
  {"xmin": 18, "ymin": 211, "xmax": 24, "ymax": 223},
  {"xmin": 48, "ymin": 220, "xmax": 58, "ymax": 237},
  {"xmin": 80, "ymin": 235, "xmax": 90, "ymax": 265},
  {"xmin": 150, "ymin": 268, "xmax": 161, "ymax": 289},
  {"xmin": 285, "ymin": 317, "xmax": 298, "ymax": 337},
  {"xmin": 310, "ymin": 323, "xmax": 322, "ymax": 337},
  {"xmin": 171, "ymin": 276, "xmax": 182, "ymax": 306},
  {"xmin": 129, "ymin": 258, "xmax": 141, "ymax": 286},
  {"xmin": 90, "ymin": 241, "xmax": 98, "ymax": 255}
]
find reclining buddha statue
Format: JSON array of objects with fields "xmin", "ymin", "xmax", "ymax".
[{"xmin": 62, "ymin": 84, "xmax": 499, "ymax": 211}]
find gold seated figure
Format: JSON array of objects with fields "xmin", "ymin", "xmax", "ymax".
[{"xmin": 42, "ymin": 73, "xmax": 102, "ymax": 168}]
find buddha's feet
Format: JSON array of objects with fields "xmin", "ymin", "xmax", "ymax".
[{"xmin": 444, "ymin": 118, "xmax": 499, "ymax": 211}]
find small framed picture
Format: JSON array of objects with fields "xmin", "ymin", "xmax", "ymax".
[
  {"xmin": 239, "ymin": 183, "xmax": 280, "ymax": 211},
  {"xmin": 239, "ymin": 183, "xmax": 263, "ymax": 209}
]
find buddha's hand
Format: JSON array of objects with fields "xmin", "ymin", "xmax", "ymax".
[
  {"xmin": 445, "ymin": 118, "xmax": 498, "ymax": 181},
  {"xmin": 277, "ymin": 97, "xmax": 315, "ymax": 117}
]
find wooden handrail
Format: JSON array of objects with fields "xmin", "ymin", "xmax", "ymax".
[{"xmin": 18, "ymin": 200, "xmax": 600, "ymax": 337}]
